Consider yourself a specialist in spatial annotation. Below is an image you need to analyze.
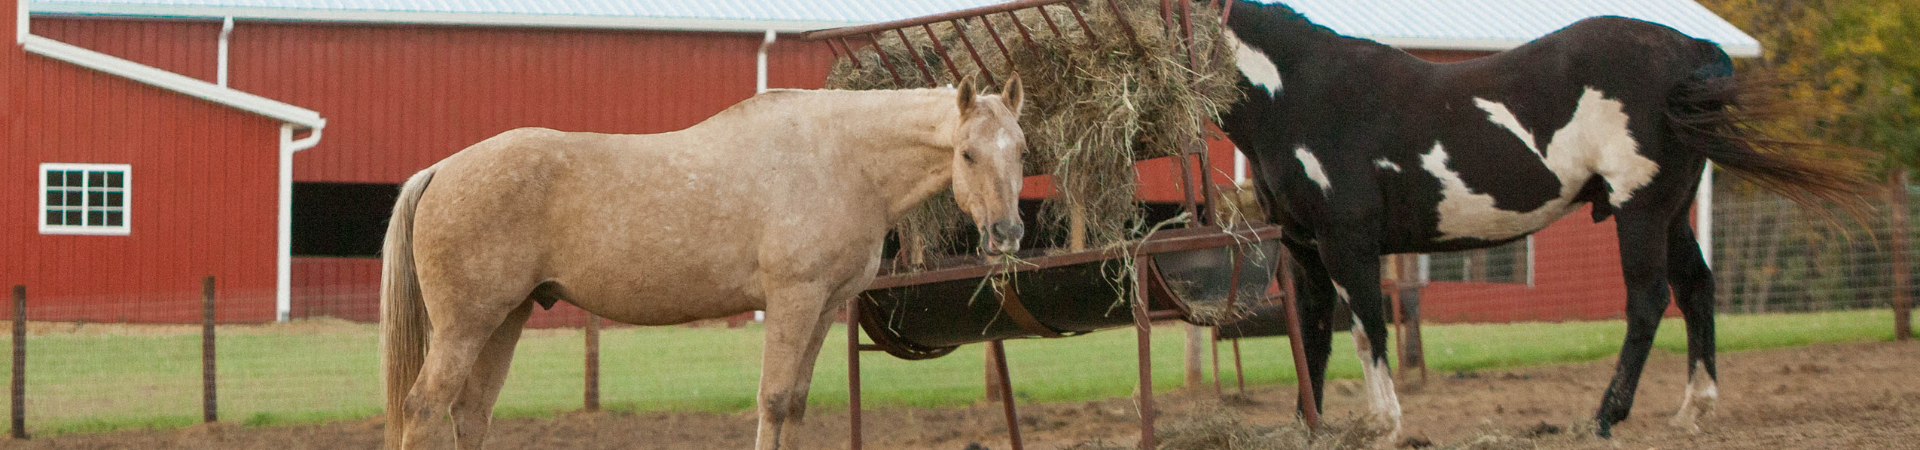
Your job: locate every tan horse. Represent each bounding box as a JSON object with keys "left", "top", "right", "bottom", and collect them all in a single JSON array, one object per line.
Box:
[{"left": 380, "top": 79, "right": 1026, "bottom": 450}]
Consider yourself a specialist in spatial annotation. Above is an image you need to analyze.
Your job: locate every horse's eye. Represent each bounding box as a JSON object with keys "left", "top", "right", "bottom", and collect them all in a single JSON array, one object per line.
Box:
[{"left": 963, "top": 151, "right": 977, "bottom": 164}]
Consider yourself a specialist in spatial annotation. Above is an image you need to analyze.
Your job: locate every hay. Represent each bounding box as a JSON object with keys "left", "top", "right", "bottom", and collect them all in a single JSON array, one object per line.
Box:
[
  {"left": 827, "top": 0, "right": 1241, "bottom": 257},
  {"left": 1150, "top": 407, "right": 1391, "bottom": 450}
]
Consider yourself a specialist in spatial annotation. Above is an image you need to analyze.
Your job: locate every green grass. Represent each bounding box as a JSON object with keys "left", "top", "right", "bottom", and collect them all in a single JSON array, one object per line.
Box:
[{"left": 10, "top": 309, "right": 1897, "bottom": 436}]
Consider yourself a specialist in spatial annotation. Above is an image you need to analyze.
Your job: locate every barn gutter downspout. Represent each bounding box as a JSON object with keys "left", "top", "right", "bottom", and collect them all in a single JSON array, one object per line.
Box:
[
  {"left": 278, "top": 124, "right": 324, "bottom": 322},
  {"left": 15, "top": 0, "right": 27, "bottom": 44},
  {"left": 752, "top": 28, "right": 777, "bottom": 324},
  {"left": 217, "top": 17, "right": 231, "bottom": 86},
  {"left": 756, "top": 29, "right": 776, "bottom": 94}
]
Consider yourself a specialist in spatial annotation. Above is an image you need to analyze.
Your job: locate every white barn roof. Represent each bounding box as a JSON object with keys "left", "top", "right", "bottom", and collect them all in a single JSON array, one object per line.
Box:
[
  {"left": 1273, "top": 0, "right": 1760, "bottom": 57},
  {"left": 30, "top": 0, "right": 1759, "bottom": 56}
]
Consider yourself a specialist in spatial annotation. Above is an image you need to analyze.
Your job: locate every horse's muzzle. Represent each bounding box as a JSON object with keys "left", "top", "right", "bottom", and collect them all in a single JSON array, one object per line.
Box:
[{"left": 986, "top": 219, "right": 1024, "bottom": 255}]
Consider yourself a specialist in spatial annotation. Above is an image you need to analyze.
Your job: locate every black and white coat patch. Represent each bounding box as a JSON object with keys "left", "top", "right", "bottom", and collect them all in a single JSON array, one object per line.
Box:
[{"left": 1208, "top": 0, "right": 1838, "bottom": 441}]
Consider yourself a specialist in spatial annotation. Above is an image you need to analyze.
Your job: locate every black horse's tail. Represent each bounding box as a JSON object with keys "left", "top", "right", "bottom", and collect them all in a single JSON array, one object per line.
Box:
[{"left": 1666, "top": 40, "right": 1876, "bottom": 218}]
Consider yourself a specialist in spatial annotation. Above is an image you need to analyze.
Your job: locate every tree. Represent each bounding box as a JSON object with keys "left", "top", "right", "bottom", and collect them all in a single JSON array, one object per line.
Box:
[{"left": 1698, "top": 0, "right": 1920, "bottom": 173}]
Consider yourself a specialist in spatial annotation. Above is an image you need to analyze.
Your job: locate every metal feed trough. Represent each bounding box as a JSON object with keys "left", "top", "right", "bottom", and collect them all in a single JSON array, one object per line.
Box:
[{"left": 805, "top": 1, "right": 1320, "bottom": 448}]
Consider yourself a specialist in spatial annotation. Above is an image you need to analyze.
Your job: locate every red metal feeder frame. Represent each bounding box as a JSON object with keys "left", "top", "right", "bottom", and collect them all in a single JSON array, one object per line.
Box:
[{"left": 805, "top": 1, "right": 1317, "bottom": 448}]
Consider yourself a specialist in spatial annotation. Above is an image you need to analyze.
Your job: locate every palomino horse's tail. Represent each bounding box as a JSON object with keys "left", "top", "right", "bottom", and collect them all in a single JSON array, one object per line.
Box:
[
  {"left": 381, "top": 166, "right": 437, "bottom": 447},
  {"left": 1667, "top": 40, "right": 1875, "bottom": 218}
]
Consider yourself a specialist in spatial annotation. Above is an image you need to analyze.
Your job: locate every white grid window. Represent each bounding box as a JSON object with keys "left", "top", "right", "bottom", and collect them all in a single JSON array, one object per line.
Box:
[
  {"left": 40, "top": 163, "right": 130, "bottom": 235},
  {"left": 1420, "top": 236, "right": 1534, "bottom": 286}
]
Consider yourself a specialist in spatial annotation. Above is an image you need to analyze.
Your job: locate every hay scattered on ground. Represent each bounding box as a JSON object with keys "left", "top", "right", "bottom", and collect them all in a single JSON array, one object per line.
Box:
[
  {"left": 1062, "top": 402, "right": 1611, "bottom": 450},
  {"left": 827, "top": 0, "right": 1241, "bottom": 257},
  {"left": 1149, "top": 405, "right": 1390, "bottom": 450}
]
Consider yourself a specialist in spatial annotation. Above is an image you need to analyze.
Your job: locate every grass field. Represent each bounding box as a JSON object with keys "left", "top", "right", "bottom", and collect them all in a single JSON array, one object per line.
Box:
[{"left": 12, "top": 309, "right": 1898, "bottom": 436}]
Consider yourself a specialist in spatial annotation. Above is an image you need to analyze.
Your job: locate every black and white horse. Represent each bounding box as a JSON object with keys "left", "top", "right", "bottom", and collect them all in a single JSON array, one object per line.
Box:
[{"left": 1217, "top": 0, "right": 1868, "bottom": 439}]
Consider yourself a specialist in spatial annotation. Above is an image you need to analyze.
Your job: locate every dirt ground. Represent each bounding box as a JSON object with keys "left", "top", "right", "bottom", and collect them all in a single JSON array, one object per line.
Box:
[{"left": 8, "top": 340, "right": 1916, "bottom": 449}]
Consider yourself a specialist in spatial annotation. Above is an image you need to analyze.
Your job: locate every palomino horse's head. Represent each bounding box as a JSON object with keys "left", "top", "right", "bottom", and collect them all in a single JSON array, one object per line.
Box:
[{"left": 950, "top": 75, "right": 1028, "bottom": 256}]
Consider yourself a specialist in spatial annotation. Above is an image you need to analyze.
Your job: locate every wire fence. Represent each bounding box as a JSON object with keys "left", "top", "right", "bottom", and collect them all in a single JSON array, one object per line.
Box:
[
  {"left": 1399, "top": 178, "right": 1916, "bottom": 323},
  {"left": 1, "top": 180, "right": 1911, "bottom": 438}
]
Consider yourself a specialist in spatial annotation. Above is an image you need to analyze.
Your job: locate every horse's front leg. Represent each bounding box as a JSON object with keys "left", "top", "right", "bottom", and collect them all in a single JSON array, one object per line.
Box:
[{"left": 753, "top": 284, "right": 841, "bottom": 450}]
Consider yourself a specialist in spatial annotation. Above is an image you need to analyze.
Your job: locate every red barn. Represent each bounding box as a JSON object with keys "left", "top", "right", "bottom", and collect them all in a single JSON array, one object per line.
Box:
[
  {"left": 7, "top": 0, "right": 1759, "bottom": 326},
  {"left": 5, "top": 0, "right": 324, "bottom": 323}
]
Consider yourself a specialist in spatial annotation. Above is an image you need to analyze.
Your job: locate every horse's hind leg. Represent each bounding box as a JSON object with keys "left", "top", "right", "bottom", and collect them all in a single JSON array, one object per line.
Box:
[
  {"left": 452, "top": 300, "right": 535, "bottom": 449},
  {"left": 1665, "top": 218, "right": 1718, "bottom": 432},
  {"left": 1309, "top": 230, "right": 1401, "bottom": 439},
  {"left": 1595, "top": 210, "right": 1676, "bottom": 437},
  {"left": 753, "top": 285, "right": 841, "bottom": 450},
  {"left": 401, "top": 296, "right": 526, "bottom": 449}
]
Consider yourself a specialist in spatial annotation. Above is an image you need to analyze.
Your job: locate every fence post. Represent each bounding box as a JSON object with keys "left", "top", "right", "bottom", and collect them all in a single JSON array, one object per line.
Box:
[
  {"left": 584, "top": 315, "right": 600, "bottom": 411},
  {"left": 1396, "top": 255, "right": 1428, "bottom": 384},
  {"left": 11, "top": 286, "right": 25, "bottom": 439},
  {"left": 202, "top": 276, "right": 218, "bottom": 423},
  {"left": 1892, "top": 169, "right": 1911, "bottom": 341}
]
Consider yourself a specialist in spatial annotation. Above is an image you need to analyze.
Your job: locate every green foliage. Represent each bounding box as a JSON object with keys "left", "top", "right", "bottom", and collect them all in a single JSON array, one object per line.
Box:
[{"left": 1699, "top": 0, "right": 1920, "bottom": 173}]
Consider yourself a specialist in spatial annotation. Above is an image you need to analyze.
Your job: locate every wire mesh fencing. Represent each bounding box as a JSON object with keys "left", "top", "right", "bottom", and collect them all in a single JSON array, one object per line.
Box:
[
  {"left": 1, "top": 179, "right": 1910, "bottom": 439},
  {"left": 1398, "top": 178, "right": 1916, "bottom": 323}
]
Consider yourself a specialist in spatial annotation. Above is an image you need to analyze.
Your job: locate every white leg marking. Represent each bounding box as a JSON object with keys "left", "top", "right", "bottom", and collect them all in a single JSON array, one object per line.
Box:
[
  {"left": 1373, "top": 158, "right": 1402, "bottom": 173},
  {"left": 1224, "top": 29, "right": 1282, "bottom": 98},
  {"left": 1350, "top": 318, "right": 1403, "bottom": 443},
  {"left": 1331, "top": 280, "right": 1350, "bottom": 301},
  {"left": 1295, "top": 146, "right": 1332, "bottom": 195},
  {"left": 1473, "top": 97, "right": 1541, "bottom": 155},
  {"left": 1669, "top": 361, "right": 1719, "bottom": 433},
  {"left": 1425, "top": 87, "right": 1658, "bottom": 241}
]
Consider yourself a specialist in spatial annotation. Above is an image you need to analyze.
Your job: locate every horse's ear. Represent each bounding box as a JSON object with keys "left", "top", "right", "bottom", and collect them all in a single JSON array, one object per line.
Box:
[
  {"left": 956, "top": 75, "right": 978, "bottom": 113},
  {"left": 1000, "top": 73, "right": 1025, "bottom": 114}
]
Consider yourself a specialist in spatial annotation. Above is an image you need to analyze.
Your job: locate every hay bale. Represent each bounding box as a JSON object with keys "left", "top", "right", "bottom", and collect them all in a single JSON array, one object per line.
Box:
[{"left": 827, "top": 0, "right": 1241, "bottom": 257}]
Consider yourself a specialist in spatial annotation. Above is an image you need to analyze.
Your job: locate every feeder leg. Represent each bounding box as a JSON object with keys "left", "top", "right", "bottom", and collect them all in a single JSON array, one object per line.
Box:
[
  {"left": 985, "top": 345, "right": 1004, "bottom": 402},
  {"left": 1279, "top": 252, "right": 1321, "bottom": 429},
  {"left": 990, "top": 340, "right": 1024, "bottom": 450},
  {"left": 1211, "top": 329, "right": 1222, "bottom": 397},
  {"left": 1233, "top": 338, "right": 1246, "bottom": 394},
  {"left": 847, "top": 298, "right": 863, "bottom": 450},
  {"left": 1132, "top": 264, "right": 1156, "bottom": 450},
  {"left": 1185, "top": 323, "right": 1204, "bottom": 388}
]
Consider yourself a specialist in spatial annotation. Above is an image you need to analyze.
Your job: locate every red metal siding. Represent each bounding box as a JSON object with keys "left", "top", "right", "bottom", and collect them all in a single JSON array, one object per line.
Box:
[
  {"left": 3, "top": 51, "right": 282, "bottom": 323},
  {"left": 4, "top": 6, "right": 18, "bottom": 303},
  {"left": 289, "top": 257, "right": 596, "bottom": 328},
  {"left": 1420, "top": 206, "right": 1633, "bottom": 323},
  {"left": 225, "top": 23, "right": 834, "bottom": 184},
  {"left": 289, "top": 257, "right": 380, "bottom": 322},
  {"left": 31, "top": 18, "right": 221, "bottom": 83},
  {"left": 22, "top": 19, "right": 843, "bottom": 325},
  {"left": 18, "top": 16, "right": 1643, "bottom": 326}
]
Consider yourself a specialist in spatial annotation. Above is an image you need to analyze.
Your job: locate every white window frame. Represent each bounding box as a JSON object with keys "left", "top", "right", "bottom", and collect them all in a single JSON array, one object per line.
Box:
[
  {"left": 1417, "top": 236, "right": 1535, "bottom": 287},
  {"left": 38, "top": 163, "right": 132, "bottom": 236}
]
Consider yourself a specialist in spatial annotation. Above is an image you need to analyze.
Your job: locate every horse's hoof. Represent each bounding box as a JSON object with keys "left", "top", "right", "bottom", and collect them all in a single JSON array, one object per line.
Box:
[{"left": 1668, "top": 413, "right": 1703, "bottom": 434}]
